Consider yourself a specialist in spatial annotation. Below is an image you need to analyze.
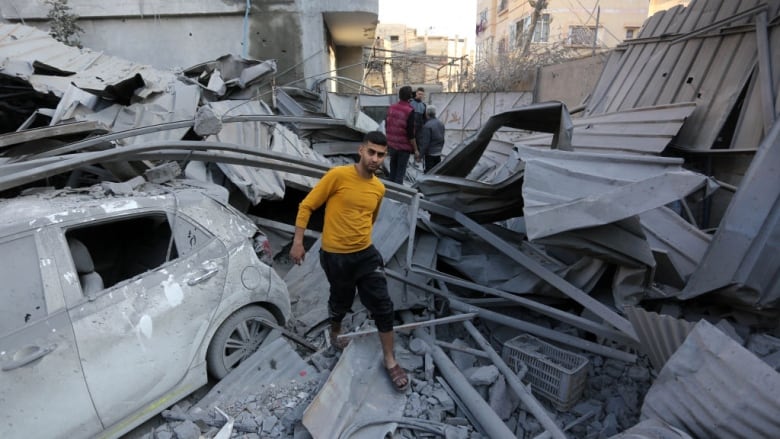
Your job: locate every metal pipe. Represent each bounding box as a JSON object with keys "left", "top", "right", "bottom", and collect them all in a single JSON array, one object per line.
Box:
[
  {"left": 385, "top": 268, "right": 636, "bottom": 362},
  {"left": 462, "top": 320, "right": 566, "bottom": 439},
  {"left": 412, "top": 328, "right": 516, "bottom": 439},
  {"left": 448, "top": 298, "right": 636, "bottom": 363}
]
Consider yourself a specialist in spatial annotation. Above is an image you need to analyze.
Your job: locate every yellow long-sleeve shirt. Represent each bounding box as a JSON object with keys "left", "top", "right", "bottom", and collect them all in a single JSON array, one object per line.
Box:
[{"left": 295, "top": 165, "right": 385, "bottom": 253}]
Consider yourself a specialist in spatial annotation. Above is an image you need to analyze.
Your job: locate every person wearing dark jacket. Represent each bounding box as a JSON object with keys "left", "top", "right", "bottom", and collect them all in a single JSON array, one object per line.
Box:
[
  {"left": 410, "top": 87, "right": 427, "bottom": 151},
  {"left": 384, "top": 86, "right": 418, "bottom": 184},
  {"left": 418, "top": 105, "right": 445, "bottom": 173}
]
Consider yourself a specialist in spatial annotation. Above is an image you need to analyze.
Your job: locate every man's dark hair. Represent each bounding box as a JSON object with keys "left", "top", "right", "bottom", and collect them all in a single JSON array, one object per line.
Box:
[
  {"left": 416, "top": 87, "right": 425, "bottom": 93},
  {"left": 398, "top": 85, "right": 413, "bottom": 101},
  {"left": 364, "top": 130, "right": 387, "bottom": 146}
]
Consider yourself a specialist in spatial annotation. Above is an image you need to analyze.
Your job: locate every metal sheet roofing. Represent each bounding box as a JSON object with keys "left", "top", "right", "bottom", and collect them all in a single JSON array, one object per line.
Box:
[
  {"left": 585, "top": 0, "right": 780, "bottom": 151},
  {"left": 642, "top": 320, "right": 780, "bottom": 438},
  {"left": 0, "top": 23, "right": 175, "bottom": 97}
]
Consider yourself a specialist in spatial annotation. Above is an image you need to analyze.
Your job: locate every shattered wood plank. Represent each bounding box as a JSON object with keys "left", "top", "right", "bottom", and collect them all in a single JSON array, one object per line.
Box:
[{"left": 336, "top": 313, "right": 478, "bottom": 341}]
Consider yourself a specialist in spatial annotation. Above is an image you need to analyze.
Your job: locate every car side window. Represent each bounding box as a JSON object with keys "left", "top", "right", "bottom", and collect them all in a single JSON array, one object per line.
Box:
[
  {"left": 66, "top": 213, "right": 190, "bottom": 293},
  {"left": 0, "top": 235, "right": 45, "bottom": 335}
]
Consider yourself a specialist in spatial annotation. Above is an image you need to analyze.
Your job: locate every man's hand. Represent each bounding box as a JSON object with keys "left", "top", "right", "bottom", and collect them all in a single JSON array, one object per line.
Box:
[
  {"left": 414, "top": 149, "right": 421, "bottom": 162},
  {"left": 290, "top": 241, "right": 306, "bottom": 265}
]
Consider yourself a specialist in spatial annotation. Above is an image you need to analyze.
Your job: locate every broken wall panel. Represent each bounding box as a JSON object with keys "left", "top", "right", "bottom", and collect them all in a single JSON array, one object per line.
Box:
[
  {"left": 641, "top": 320, "right": 780, "bottom": 438},
  {"left": 585, "top": 0, "right": 780, "bottom": 151}
]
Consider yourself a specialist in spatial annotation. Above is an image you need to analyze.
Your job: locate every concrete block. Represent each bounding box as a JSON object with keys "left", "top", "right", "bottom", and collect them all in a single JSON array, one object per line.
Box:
[{"left": 172, "top": 420, "right": 201, "bottom": 439}]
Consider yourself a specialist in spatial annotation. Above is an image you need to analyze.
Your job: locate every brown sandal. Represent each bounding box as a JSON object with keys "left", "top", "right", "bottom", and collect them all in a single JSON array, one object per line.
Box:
[
  {"left": 329, "top": 330, "right": 350, "bottom": 350},
  {"left": 386, "top": 364, "right": 410, "bottom": 392}
]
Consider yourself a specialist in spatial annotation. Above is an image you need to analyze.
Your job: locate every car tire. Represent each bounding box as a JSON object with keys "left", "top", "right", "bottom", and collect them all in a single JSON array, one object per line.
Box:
[{"left": 206, "top": 305, "right": 277, "bottom": 379}]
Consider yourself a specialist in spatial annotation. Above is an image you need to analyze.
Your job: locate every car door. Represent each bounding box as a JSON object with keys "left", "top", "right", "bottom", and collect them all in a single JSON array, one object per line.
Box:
[
  {"left": 59, "top": 212, "right": 228, "bottom": 428},
  {"left": 0, "top": 232, "right": 102, "bottom": 438}
]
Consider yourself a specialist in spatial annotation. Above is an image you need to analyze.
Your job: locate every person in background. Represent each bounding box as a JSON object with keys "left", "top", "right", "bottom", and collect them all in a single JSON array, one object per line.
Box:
[
  {"left": 384, "top": 85, "right": 419, "bottom": 183},
  {"left": 289, "top": 131, "right": 410, "bottom": 393},
  {"left": 410, "top": 87, "right": 427, "bottom": 158},
  {"left": 418, "top": 105, "right": 445, "bottom": 173}
]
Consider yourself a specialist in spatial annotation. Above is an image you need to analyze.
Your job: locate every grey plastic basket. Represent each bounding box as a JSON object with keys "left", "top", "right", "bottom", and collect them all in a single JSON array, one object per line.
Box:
[{"left": 501, "top": 333, "right": 589, "bottom": 411}]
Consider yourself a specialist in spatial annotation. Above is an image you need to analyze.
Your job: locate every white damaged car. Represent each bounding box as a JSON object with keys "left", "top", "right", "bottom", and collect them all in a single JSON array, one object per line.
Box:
[{"left": 0, "top": 180, "right": 290, "bottom": 438}]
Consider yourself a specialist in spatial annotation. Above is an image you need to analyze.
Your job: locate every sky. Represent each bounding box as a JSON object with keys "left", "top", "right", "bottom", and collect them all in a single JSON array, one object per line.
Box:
[{"left": 378, "top": 0, "right": 478, "bottom": 41}]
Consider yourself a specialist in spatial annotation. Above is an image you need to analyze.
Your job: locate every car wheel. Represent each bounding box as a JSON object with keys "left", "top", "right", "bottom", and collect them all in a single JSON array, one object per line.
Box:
[{"left": 206, "top": 305, "right": 277, "bottom": 379}]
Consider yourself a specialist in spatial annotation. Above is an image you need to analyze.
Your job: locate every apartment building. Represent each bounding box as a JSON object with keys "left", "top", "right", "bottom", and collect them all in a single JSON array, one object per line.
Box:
[
  {"left": 475, "top": 0, "right": 649, "bottom": 63},
  {"left": 371, "top": 24, "right": 471, "bottom": 92}
]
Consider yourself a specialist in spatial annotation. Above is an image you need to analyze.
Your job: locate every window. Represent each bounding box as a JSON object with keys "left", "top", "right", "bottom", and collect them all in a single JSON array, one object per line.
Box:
[
  {"left": 66, "top": 214, "right": 191, "bottom": 292},
  {"left": 476, "top": 9, "right": 488, "bottom": 35},
  {"left": 625, "top": 27, "right": 639, "bottom": 40},
  {"left": 390, "top": 35, "right": 399, "bottom": 42},
  {"left": 498, "top": 37, "right": 507, "bottom": 54},
  {"left": 522, "top": 13, "right": 550, "bottom": 43},
  {"left": 0, "top": 235, "right": 45, "bottom": 335},
  {"left": 499, "top": 0, "right": 508, "bottom": 12},
  {"left": 568, "top": 25, "right": 597, "bottom": 46}
]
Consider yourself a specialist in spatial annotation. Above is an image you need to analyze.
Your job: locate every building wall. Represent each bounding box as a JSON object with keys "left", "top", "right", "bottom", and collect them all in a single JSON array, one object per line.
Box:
[
  {"left": 375, "top": 23, "right": 470, "bottom": 92},
  {"left": 475, "top": 0, "right": 649, "bottom": 63},
  {"left": 649, "top": 0, "right": 691, "bottom": 16},
  {"left": 536, "top": 53, "right": 608, "bottom": 110}
]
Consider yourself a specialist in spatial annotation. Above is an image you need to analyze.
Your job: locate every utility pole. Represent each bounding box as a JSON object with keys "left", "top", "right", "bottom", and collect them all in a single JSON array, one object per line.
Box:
[{"left": 592, "top": 5, "right": 600, "bottom": 56}]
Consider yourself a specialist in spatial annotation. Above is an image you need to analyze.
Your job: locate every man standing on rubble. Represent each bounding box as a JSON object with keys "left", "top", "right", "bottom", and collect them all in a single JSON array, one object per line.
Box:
[
  {"left": 289, "top": 130, "right": 410, "bottom": 392},
  {"left": 385, "top": 85, "right": 419, "bottom": 184}
]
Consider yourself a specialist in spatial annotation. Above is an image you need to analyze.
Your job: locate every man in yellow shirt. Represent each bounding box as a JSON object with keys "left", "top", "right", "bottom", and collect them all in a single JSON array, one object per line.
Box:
[{"left": 290, "top": 131, "right": 409, "bottom": 392}]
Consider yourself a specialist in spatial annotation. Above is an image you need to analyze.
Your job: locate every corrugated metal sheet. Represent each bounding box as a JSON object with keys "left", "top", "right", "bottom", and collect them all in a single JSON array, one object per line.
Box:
[
  {"left": 0, "top": 23, "right": 174, "bottom": 97},
  {"left": 585, "top": 0, "right": 780, "bottom": 150},
  {"left": 516, "top": 103, "right": 697, "bottom": 155},
  {"left": 639, "top": 207, "right": 712, "bottom": 288},
  {"left": 624, "top": 305, "right": 697, "bottom": 371},
  {"left": 205, "top": 100, "right": 329, "bottom": 204},
  {"left": 681, "top": 117, "right": 780, "bottom": 306},
  {"left": 515, "top": 146, "right": 709, "bottom": 240},
  {"left": 302, "top": 335, "right": 405, "bottom": 439},
  {"left": 641, "top": 320, "right": 780, "bottom": 438}
]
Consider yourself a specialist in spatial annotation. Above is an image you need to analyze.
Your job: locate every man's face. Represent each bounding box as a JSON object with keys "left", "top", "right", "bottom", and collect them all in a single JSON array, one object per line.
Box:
[
  {"left": 358, "top": 141, "right": 387, "bottom": 173},
  {"left": 415, "top": 90, "right": 424, "bottom": 101}
]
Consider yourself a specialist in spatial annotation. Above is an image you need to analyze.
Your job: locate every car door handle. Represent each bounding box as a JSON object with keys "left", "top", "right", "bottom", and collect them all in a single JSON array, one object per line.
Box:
[
  {"left": 2, "top": 344, "right": 57, "bottom": 371},
  {"left": 187, "top": 268, "right": 219, "bottom": 286}
]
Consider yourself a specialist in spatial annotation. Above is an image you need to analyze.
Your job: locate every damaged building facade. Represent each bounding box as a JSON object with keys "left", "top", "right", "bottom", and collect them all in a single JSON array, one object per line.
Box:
[{"left": 1, "top": 0, "right": 780, "bottom": 438}]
